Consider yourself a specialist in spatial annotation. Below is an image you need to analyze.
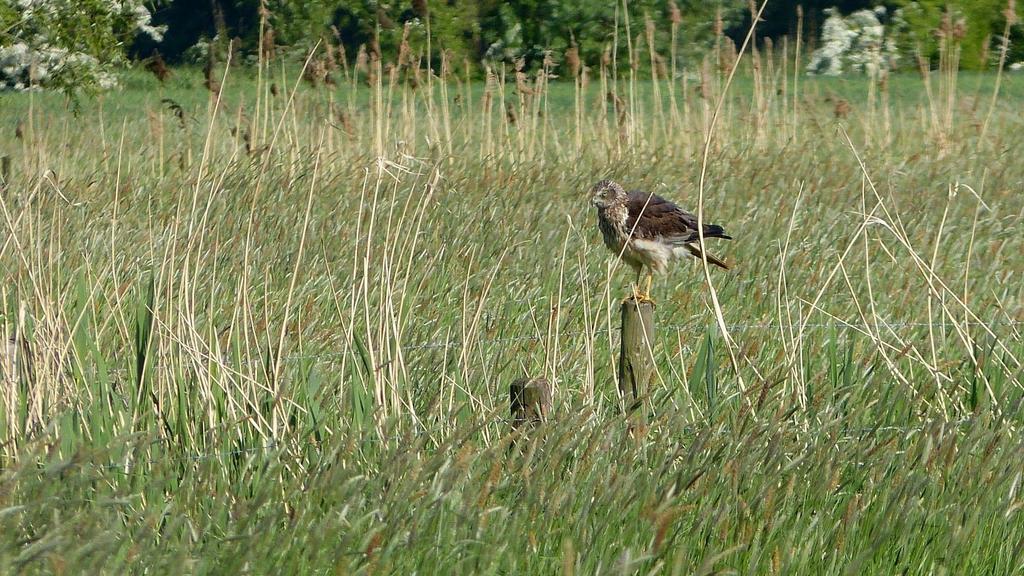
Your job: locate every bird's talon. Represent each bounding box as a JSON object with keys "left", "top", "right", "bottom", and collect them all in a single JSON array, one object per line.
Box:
[{"left": 622, "top": 293, "right": 656, "bottom": 306}]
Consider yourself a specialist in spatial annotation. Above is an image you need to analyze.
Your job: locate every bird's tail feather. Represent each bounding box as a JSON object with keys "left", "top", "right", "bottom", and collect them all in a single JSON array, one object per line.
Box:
[
  {"left": 701, "top": 224, "right": 732, "bottom": 240},
  {"left": 684, "top": 244, "right": 730, "bottom": 270}
]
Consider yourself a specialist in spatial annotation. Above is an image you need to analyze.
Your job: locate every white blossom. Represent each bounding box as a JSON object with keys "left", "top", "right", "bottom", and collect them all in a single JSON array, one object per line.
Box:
[
  {"left": 131, "top": 2, "right": 167, "bottom": 43},
  {"left": 808, "top": 7, "right": 899, "bottom": 76}
]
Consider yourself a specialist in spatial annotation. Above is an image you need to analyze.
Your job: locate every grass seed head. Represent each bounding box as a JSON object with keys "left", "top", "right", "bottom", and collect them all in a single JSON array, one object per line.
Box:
[
  {"left": 261, "top": 27, "right": 275, "bottom": 60},
  {"left": 669, "top": 1, "right": 682, "bottom": 25},
  {"left": 953, "top": 17, "right": 967, "bottom": 41},
  {"left": 566, "top": 45, "right": 580, "bottom": 78},
  {"left": 356, "top": 44, "right": 369, "bottom": 76}
]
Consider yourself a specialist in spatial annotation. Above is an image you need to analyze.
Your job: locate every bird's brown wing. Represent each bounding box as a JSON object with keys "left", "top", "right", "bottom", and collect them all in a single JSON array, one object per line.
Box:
[{"left": 624, "top": 191, "right": 731, "bottom": 243}]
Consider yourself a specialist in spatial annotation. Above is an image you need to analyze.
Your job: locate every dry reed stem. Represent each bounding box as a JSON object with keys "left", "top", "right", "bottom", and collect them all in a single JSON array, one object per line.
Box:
[{"left": 694, "top": 0, "right": 772, "bottom": 409}]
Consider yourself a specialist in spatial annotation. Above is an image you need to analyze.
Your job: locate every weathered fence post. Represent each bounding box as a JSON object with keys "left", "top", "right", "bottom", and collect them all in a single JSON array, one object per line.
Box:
[
  {"left": 510, "top": 377, "right": 551, "bottom": 432},
  {"left": 0, "top": 155, "right": 10, "bottom": 188},
  {"left": 618, "top": 298, "right": 656, "bottom": 422},
  {"left": 2, "top": 336, "right": 33, "bottom": 393}
]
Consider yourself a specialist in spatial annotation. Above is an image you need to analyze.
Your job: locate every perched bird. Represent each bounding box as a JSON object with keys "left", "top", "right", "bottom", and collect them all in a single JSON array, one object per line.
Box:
[{"left": 590, "top": 179, "right": 731, "bottom": 303}]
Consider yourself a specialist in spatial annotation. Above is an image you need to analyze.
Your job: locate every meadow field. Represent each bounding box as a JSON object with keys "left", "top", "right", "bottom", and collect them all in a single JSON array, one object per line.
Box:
[{"left": 1, "top": 54, "right": 1023, "bottom": 573}]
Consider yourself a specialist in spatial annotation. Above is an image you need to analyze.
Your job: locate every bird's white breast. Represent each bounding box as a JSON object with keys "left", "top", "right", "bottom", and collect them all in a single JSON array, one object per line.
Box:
[{"left": 628, "top": 238, "right": 675, "bottom": 274}]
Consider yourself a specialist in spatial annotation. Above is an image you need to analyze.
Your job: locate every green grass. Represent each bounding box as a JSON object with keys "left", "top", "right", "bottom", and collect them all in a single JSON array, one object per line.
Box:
[{"left": 0, "top": 58, "right": 1023, "bottom": 574}]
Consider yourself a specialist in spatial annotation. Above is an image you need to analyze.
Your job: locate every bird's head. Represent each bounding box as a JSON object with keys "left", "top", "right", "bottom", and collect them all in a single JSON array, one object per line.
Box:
[{"left": 589, "top": 179, "right": 626, "bottom": 209}]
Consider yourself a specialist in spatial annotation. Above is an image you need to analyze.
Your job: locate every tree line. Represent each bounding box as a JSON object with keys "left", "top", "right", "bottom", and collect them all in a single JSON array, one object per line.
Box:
[
  {"left": 1, "top": 0, "right": 1021, "bottom": 97},
  {"left": 132, "top": 0, "right": 1021, "bottom": 73}
]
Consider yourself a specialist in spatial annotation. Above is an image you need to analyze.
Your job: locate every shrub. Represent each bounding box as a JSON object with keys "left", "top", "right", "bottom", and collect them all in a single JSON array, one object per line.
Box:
[
  {"left": 0, "top": 0, "right": 165, "bottom": 94},
  {"left": 888, "top": 0, "right": 1022, "bottom": 70}
]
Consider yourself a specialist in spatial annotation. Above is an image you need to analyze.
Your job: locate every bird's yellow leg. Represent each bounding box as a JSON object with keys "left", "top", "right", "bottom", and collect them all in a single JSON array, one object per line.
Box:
[{"left": 640, "top": 271, "right": 655, "bottom": 304}]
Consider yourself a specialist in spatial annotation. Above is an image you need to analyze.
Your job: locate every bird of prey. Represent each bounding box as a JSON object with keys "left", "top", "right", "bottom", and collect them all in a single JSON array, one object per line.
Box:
[{"left": 590, "top": 179, "right": 732, "bottom": 303}]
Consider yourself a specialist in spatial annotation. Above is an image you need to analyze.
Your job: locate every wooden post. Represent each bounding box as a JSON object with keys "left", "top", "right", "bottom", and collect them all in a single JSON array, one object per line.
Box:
[
  {"left": 618, "top": 299, "right": 655, "bottom": 419},
  {"left": 1, "top": 338, "right": 16, "bottom": 387},
  {"left": 0, "top": 155, "right": 10, "bottom": 187},
  {"left": 510, "top": 377, "right": 551, "bottom": 431},
  {"left": 2, "top": 336, "right": 33, "bottom": 390}
]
